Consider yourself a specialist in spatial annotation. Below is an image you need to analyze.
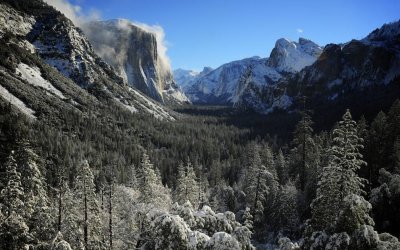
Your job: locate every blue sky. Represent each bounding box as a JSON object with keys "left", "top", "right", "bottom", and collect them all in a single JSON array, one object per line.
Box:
[{"left": 71, "top": 0, "right": 399, "bottom": 71}]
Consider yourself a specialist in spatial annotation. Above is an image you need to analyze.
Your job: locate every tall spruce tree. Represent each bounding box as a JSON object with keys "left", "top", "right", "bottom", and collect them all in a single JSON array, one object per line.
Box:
[
  {"left": 174, "top": 161, "right": 199, "bottom": 207},
  {"left": 137, "top": 153, "right": 171, "bottom": 207},
  {"left": 73, "top": 160, "right": 104, "bottom": 249},
  {"left": 244, "top": 145, "right": 270, "bottom": 223},
  {"left": 290, "top": 104, "right": 315, "bottom": 191},
  {"left": 311, "top": 110, "right": 367, "bottom": 232},
  {"left": 15, "top": 139, "right": 54, "bottom": 243},
  {"left": 0, "top": 151, "right": 31, "bottom": 249},
  {"left": 276, "top": 149, "right": 288, "bottom": 185}
]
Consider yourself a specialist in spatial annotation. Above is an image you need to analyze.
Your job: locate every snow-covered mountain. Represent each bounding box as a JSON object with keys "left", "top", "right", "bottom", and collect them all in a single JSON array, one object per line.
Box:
[
  {"left": 176, "top": 22, "right": 400, "bottom": 115},
  {"left": 182, "top": 57, "right": 264, "bottom": 104},
  {"left": 83, "top": 19, "right": 190, "bottom": 105},
  {"left": 176, "top": 38, "right": 322, "bottom": 110},
  {"left": 267, "top": 38, "right": 323, "bottom": 73},
  {"left": 0, "top": 0, "right": 176, "bottom": 121},
  {"left": 173, "top": 67, "right": 213, "bottom": 92}
]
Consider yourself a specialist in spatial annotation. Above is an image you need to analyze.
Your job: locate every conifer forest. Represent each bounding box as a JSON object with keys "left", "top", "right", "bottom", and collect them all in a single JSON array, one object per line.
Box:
[{"left": 1, "top": 0, "right": 400, "bottom": 249}]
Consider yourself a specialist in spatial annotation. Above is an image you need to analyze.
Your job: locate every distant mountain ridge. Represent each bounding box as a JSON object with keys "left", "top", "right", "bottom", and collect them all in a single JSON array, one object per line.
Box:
[
  {"left": 175, "top": 38, "right": 322, "bottom": 109},
  {"left": 175, "top": 21, "right": 400, "bottom": 115}
]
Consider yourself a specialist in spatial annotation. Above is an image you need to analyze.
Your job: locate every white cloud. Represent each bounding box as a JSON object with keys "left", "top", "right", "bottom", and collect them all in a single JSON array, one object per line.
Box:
[
  {"left": 43, "top": 0, "right": 100, "bottom": 26},
  {"left": 44, "top": 1, "right": 172, "bottom": 73},
  {"left": 296, "top": 28, "right": 304, "bottom": 34}
]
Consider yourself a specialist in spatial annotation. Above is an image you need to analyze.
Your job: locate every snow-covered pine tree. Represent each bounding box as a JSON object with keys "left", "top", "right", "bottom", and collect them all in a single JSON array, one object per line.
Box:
[
  {"left": 242, "top": 207, "right": 253, "bottom": 232},
  {"left": 0, "top": 151, "right": 31, "bottom": 249},
  {"left": 137, "top": 152, "right": 171, "bottom": 207},
  {"left": 332, "top": 110, "right": 366, "bottom": 201},
  {"left": 72, "top": 160, "right": 104, "bottom": 249},
  {"left": 273, "top": 182, "right": 299, "bottom": 232},
  {"left": 60, "top": 181, "right": 82, "bottom": 248},
  {"left": 175, "top": 161, "right": 199, "bottom": 207},
  {"left": 311, "top": 109, "right": 367, "bottom": 232},
  {"left": 15, "top": 139, "right": 55, "bottom": 243},
  {"left": 262, "top": 145, "right": 276, "bottom": 177},
  {"left": 276, "top": 149, "right": 289, "bottom": 185},
  {"left": 244, "top": 145, "right": 269, "bottom": 223},
  {"left": 197, "top": 165, "right": 209, "bottom": 209},
  {"left": 127, "top": 164, "right": 137, "bottom": 189}
]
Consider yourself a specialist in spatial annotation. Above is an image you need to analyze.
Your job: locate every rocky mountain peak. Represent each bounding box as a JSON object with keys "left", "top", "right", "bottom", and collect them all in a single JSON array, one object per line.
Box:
[
  {"left": 268, "top": 37, "right": 323, "bottom": 73},
  {"left": 83, "top": 19, "right": 189, "bottom": 104},
  {"left": 364, "top": 20, "right": 400, "bottom": 42}
]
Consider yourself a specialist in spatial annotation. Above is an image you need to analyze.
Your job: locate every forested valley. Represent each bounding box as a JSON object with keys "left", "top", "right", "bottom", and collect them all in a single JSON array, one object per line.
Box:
[{"left": 1, "top": 97, "right": 400, "bottom": 249}]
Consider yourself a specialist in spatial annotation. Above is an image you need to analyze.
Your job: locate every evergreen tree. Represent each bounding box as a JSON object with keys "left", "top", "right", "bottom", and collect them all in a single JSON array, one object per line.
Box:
[
  {"left": 311, "top": 110, "right": 367, "bottom": 232},
  {"left": 0, "top": 151, "right": 25, "bottom": 217},
  {"left": 197, "top": 165, "right": 209, "bottom": 209},
  {"left": 366, "top": 111, "right": 388, "bottom": 187},
  {"left": 273, "top": 182, "right": 299, "bottom": 232},
  {"left": 242, "top": 207, "right": 253, "bottom": 232},
  {"left": 0, "top": 151, "right": 31, "bottom": 249},
  {"left": 127, "top": 164, "right": 137, "bottom": 189},
  {"left": 137, "top": 153, "right": 171, "bottom": 207},
  {"left": 175, "top": 161, "right": 199, "bottom": 207},
  {"left": 332, "top": 110, "right": 366, "bottom": 200},
  {"left": 244, "top": 145, "right": 270, "bottom": 223},
  {"left": 290, "top": 106, "right": 315, "bottom": 191},
  {"left": 276, "top": 149, "right": 289, "bottom": 185},
  {"left": 71, "top": 160, "right": 104, "bottom": 249},
  {"left": 15, "top": 139, "right": 54, "bottom": 243}
]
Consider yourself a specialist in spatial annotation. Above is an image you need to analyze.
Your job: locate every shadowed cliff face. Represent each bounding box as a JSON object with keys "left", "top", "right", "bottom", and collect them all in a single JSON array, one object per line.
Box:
[{"left": 83, "top": 19, "right": 188, "bottom": 104}]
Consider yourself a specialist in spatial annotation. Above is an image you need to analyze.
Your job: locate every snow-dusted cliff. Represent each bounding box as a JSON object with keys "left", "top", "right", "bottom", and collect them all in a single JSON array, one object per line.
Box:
[{"left": 84, "top": 19, "right": 189, "bottom": 105}]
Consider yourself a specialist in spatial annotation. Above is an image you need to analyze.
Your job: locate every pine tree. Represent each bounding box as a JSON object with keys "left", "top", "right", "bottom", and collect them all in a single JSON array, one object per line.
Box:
[
  {"left": 61, "top": 182, "right": 82, "bottom": 248},
  {"left": 332, "top": 110, "right": 366, "bottom": 200},
  {"left": 0, "top": 151, "right": 25, "bottom": 217},
  {"left": 175, "top": 161, "right": 199, "bottom": 207},
  {"left": 127, "top": 164, "right": 137, "bottom": 189},
  {"left": 273, "top": 182, "right": 299, "bottom": 231},
  {"left": 72, "top": 160, "right": 104, "bottom": 249},
  {"left": 242, "top": 207, "right": 253, "bottom": 232},
  {"left": 291, "top": 105, "right": 315, "bottom": 191},
  {"left": 366, "top": 111, "right": 388, "bottom": 187},
  {"left": 276, "top": 149, "right": 288, "bottom": 185},
  {"left": 137, "top": 153, "right": 171, "bottom": 207},
  {"left": 311, "top": 110, "right": 367, "bottom": 232},
  {"left": 197, "top": 165, "right": 209, "bottom": 209},
  {"left": 0, "top": 151, "right": 31, "bottom": 249},
  {"left": 15, "top": 139, "right": 54, "bottom": 243},
  {"left": 244, "top": 145, "right": 270, "bottom": 222}
]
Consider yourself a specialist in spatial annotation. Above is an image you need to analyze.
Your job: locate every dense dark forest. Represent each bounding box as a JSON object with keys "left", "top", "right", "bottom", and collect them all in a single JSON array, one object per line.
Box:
[{"left": 1, "top": 96, "right": 400, "bottom": 249}]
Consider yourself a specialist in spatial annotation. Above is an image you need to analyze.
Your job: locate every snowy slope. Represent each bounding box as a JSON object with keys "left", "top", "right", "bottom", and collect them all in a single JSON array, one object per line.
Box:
[
  {"left": 16, "top": 63, "right": 66, "bottom": 99},
  {"left": 0, "top": 84, "right": 36, "bottom": 119}
]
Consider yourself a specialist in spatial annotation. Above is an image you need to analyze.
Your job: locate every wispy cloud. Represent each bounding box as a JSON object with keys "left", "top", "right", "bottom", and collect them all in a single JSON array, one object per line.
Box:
[
  {"left": 296, "top": 28, "right": 304, "bottom": 34},
  {"left": 44, "top": 0, "right": 172, "bottom": 72},
  {"left": 43, "top": 0, "right": 100, "bottom": 26}
]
